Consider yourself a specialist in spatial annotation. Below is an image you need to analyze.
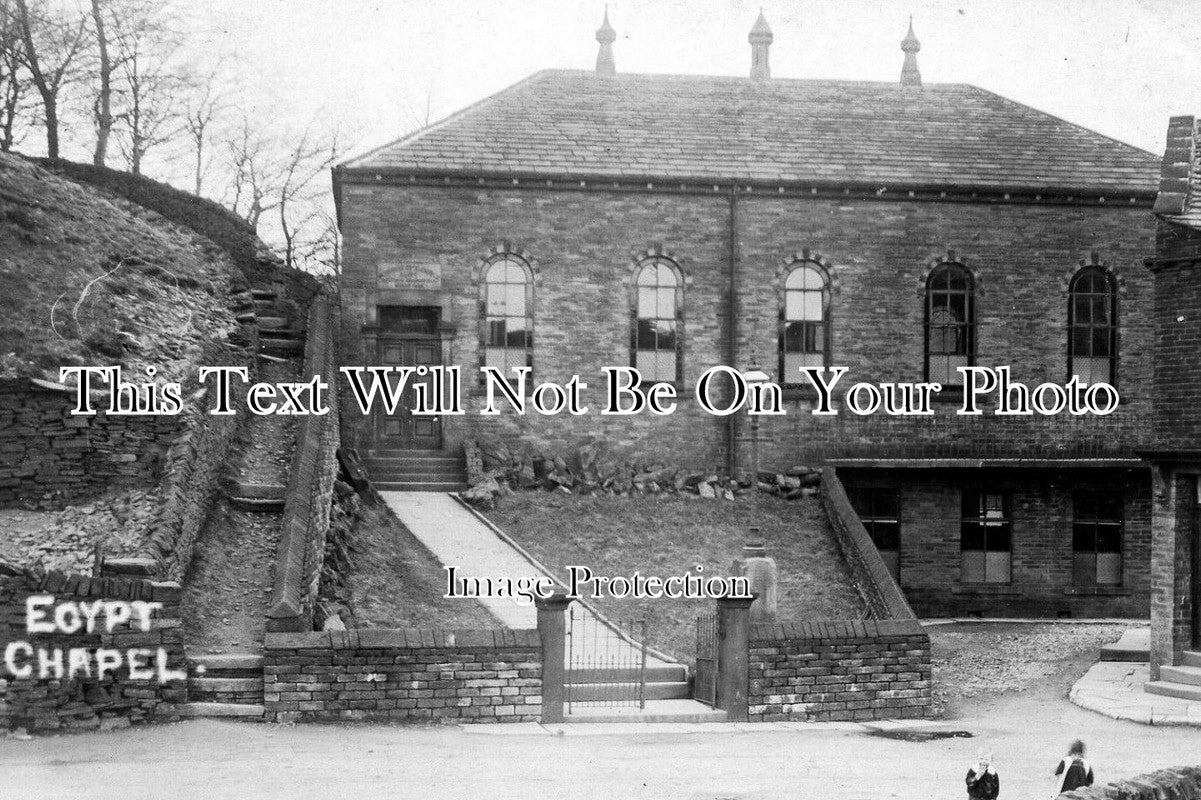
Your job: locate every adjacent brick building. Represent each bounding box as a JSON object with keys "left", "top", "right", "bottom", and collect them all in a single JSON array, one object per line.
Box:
[
  {"left": 1143, "top": 115, "right": 1201, "bottom": 690},
  {"left": 333, "top": 15, "right": 1161, "bottom": 617}
]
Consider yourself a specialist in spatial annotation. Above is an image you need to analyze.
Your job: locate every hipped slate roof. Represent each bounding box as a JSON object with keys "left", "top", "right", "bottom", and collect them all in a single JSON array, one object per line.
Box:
[{"left": 343, "top": 69, "right": 1159, "bottom": 195}]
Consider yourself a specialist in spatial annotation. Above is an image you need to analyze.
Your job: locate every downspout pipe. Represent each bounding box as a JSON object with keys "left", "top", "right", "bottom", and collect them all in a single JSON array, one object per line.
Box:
[{"left": 727, "top": 184, "right": 739, "bottom": 475}]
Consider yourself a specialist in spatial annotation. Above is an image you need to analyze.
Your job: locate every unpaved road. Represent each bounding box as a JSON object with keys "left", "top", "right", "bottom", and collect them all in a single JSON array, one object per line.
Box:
[{"left": 3, "top": 679, "right": 1200, "bottom": 800}]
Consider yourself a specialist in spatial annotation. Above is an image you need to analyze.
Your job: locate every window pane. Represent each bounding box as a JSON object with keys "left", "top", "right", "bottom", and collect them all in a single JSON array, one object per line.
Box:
[
  {"left": 984, "top": 551, "right": 1011, "bottom": 583},
  {"left": 784, "top": 352, "right": 823, "bottom": 374},
  {"left": 636, "top": 319, "right": 658, "bottom": 350},
  {"left": 485, "top": 347, "right": 508, "bottom": 369},
  {"left": 880, "top": 550, "right": 900, "bottom": 582},
  {"left": 655, "top": 320, "right": 676, "bottom": 351},
  {"left": 1096, "top": 523, "right": 1121, "bottom": 553},
  {"left": 505, "top": 284, "right": 526, "bottom": 316},
  {"left": 486, "top": 287, "right": 507, "bottom": 315},
  {"left": 871, "top": 521, "right": 901, "bottom": 551},
  {"left": 1073, "top": 552, "right": 1097, "bottom": 585},
  {"left": 783, "top": 321, "right": 805, "bottom": 352},
  {"left": 961, "top": 522, "right": 985, "bottom": 551},
  {"left": 637, "top": 288, "right": 657, "bottom": 319},
  {"left": 961, "top": 551, "right": 986, "bottom": 583},
  {"left": 657, "top": 287, "right": 675, "bottom": 320},
  {"left": 487, "top": 319, "right": 507, "bottom": 347},
  {"left": 1072, "top": 523, "right": 1095, "bottom": 552},
  {"left": 1070, "top": 328, "right": 1092, "bottom": 357},
  {"left": 1096, "top": 553, "right": 1121, "bottom": 584}
]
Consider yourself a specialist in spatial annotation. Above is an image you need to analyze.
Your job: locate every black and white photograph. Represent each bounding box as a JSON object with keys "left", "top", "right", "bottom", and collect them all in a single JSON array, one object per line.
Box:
[{"left": 2, "top": 1, "right": 1201, "bottom": 797}]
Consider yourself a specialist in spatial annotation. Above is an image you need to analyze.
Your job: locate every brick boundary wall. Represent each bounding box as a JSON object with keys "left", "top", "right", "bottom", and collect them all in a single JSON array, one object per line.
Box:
[
  {"left": 821, "top": 467, "right": 918, "bottom": 621},
  {"left": 1062, "top": 766, "right": 1201, "bottom": 800},
  {"left": 262, "top": 629, "right": 542, "bottom": 723},
  {"left": 0, "top": 563, "right": 186, "bottom": 732},
  {"left": 267, "top": 295, "right": 340, "bottom": 632},
  {"left": 748, "top": 619, "right": 932, "bottom": 722}
]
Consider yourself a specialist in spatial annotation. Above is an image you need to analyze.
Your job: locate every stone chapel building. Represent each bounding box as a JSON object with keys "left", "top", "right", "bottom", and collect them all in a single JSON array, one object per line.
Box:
[{"left": 333, "top": 13, "right": 1161, "bottom": 617}]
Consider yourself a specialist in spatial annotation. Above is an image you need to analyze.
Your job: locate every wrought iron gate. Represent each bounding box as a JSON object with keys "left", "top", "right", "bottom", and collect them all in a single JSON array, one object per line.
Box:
[
  {"left": 694, "top": 612, "right": 718, "bottom": 705},
  {"left": 565, "top": 605, "right": 648, "bottom": 713}
]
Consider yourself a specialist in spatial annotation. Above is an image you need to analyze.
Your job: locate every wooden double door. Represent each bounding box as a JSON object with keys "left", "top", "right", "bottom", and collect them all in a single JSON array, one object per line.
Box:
[{"left": 375, "top": 337, "right": 442, "bottom": 450}]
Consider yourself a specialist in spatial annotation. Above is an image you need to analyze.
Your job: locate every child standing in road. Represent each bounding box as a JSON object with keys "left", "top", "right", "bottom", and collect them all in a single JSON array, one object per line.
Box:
[
  {"left": 1054, "top": 740, "right": 1095, "bottom": 795},
  {"left": 967, "top": 750, "right": 1000, "bottom": 800}
]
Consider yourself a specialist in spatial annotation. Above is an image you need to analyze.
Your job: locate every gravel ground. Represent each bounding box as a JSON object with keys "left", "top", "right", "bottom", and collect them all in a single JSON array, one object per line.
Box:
[
  {"left": 928, "top": 621, "right": 1132, "bottom": 718},
  {"left": 0, "top": 487, "right": 159, "bottom": 571}
]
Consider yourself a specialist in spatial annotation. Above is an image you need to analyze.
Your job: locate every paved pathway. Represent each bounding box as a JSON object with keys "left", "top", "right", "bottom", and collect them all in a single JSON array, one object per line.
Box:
[
  {"left": 379, "top": 491, "right": 670, "bottom": 668},
  {"left": 1072, "top": 661, "right": 1201, "bottom": 725}
]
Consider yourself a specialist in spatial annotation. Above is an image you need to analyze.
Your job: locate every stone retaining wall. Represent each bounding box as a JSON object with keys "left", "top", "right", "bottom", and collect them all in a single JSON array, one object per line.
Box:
[
  {"left": 821, "top": 467, "right": 917, "bottom": 621},
  {"left": 0, "top": 379, "right": 180, "bottom": 506},
  {"left": 0, "top": 564, "right": 186, "bottom": 732},
  {"left": 262, "top": 629, "right": 541, "bottom": 723},
  {"left": 1063, "top": 766, "right": 1201, "bottom": 800},
  {"left": 267, "top": 295, "right": 341, "bottom": 632},
  {"left": 748, "top": 619, "right": 931, "bottom": 722}
]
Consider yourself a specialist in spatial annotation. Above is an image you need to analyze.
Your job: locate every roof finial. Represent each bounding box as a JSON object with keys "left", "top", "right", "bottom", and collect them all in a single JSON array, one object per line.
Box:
[
  {"left": 749, "top": 8, "right": 773, "bottom": 81},
  {"left": 901, "top": 15, "right": 922, "bottom": 88},
  {"left": 595, "top": 6, "right": 616, "bottom": 77}
]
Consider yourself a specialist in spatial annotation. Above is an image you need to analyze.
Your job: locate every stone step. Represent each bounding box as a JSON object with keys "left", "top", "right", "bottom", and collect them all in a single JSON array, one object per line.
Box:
[
  {"left": 256, "top": 316, "right": 289, "bottom": 329},
  {"left": 163, "top": 702, "right": 266, "bottom": 719},
  {"left": 257, "top": 353, "right": 290, "bottom": 364},
  {"left": 1145, "top": 680, "right": 1201, "bottom": 701},
  {"left": 188, "top": 653, "right": 264, "bottom": 672},
  {"left": 374, "top": 481, "right": 468, "bottom": 492},
  {"left": 235, "top": 312, "right": 257, "bottom": 324},
  {"left": 1160, "top": 665, "right": 1201, "bottom": 687},
  {"left": 229, "top": 481, "right": 286, "bottom": 499},
  {"left": 562, "top": 699, "right": 727, "bottom": 724},
  {"left": 368, "top": 452, "right": 464, "bottom": 464},
  {"left": 250, "top": 289, "right": 277, "bottom": 301},
  {"left": 368, "top": 466, "right": 468, "bottom": 479},
  {"left": 568, "top": 665, "right": 688, "bottom": 683},
  {"left": 258, "top": 329, "right": 305, "bottom": 340},
  {"left": 566, "top": 681, "right": 691, "bottom": 702},
  {"left": 228, "top": 496, "right": 285, "bottom": 512},
  {"left": 189, "top": 677, "right": 264, "bottom": 693},
  {"left": 259, "top": 341, "right": 304, "bottom": 356},
  {"left": 1182, "top": 651, "right": 1201, "bottom": 668}
]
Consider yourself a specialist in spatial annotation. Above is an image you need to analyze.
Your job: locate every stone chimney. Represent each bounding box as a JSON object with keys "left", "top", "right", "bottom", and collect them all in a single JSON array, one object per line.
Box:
[
  {"left": 900, "top": 16, "right": 922, "bottom": 88},
  {"left": 595, "top": 7, "right": 616, "bottom": 76},
  {"left": 749, "top": 9, "right": 773, "bottom": 81}
]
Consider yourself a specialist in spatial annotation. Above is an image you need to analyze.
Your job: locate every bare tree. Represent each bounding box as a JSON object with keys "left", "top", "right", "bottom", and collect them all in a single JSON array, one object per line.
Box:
[
  {"left": 88, "top": 0, "right": 111, "bottom": 165},
  {"left": 11, "top": 0, "right": 87, "bottom": 159},
  {"left": 222, "top": 115, "right": 344, "bottom": 271},
  {"left": 0, "top": 0, "right": 29, "bottom": 151},
  {"left": 181, "top": 62, "right": 224, "bottom": 195}
]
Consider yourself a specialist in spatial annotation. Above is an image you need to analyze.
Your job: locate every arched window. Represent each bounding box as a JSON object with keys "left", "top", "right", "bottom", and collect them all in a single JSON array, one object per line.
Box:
[
  {"left": 779, "top": 261, "right": 831, "bottom": 381},
  {"left": 481, "top": 255, "right": 533, "bottom": 377},
  {"left": 632, "top": 257, "right": 683, "bottom": 384},
  {"left": 924, "top": 263, "right": 975, "bottom": 386},
  {"left": 1068, "top": 267, "right": 1117, "bottom": 385}
]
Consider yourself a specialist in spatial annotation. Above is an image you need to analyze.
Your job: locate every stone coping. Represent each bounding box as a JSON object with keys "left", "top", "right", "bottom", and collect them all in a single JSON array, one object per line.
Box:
[
  {"left": 264, "top": 628, "right": 541, "bottom": 651},
  {"left": 750, "top": 618, "right": 925, "bottom": 643}
]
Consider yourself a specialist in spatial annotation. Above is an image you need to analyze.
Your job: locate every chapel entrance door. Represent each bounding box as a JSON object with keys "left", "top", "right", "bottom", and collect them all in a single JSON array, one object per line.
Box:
[{"left": 374, "top": 306, "right": 443, "bottom": 450}]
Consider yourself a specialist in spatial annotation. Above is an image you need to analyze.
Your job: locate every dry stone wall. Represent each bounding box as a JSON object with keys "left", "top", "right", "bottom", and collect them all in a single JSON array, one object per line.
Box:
[{"left": 0, "top": 564, "right": 186, "bottom": 732}]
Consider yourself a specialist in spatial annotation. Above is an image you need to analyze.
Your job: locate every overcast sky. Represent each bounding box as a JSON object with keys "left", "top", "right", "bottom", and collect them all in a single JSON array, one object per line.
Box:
[{"left": 189, "top": 0, "right": 1201, "bottom": 161}]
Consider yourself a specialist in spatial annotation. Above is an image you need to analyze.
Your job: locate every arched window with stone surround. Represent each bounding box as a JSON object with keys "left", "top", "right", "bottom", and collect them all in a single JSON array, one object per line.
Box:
[
  {"left": 481, "top": 255, "right": 534, "bottom": 377},
  {"left": 1068, "top": 266, "right": 1117, "bottom": 385},
  {"left": 924, "top": 263, "right": 975, "bottom": 386},
  {"left": 779, "top": 260, "right": 831, "bottom": 381},
  {"left": 631, "top": 257, "right": 683, "bottom": 384}
]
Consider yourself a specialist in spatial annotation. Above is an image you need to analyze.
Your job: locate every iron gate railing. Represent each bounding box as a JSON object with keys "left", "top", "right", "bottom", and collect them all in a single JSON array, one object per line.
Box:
[
  {"left": 565, "top": 604, "right": 647, "bottom": 713},
  {"left": 694, "top": 612, "right": 718, "bottom": 705}
]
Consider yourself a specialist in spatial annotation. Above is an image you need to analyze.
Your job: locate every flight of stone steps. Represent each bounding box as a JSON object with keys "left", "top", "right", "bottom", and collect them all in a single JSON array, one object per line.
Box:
[
  {"left": 170, "top": 654, "right": 266, "bottom": 720},
  {"left": 366, "top": 449, "right": 469, "bottom": 492},
  {"left": 1146, "top": 650, "right": 1201, "bottom": 701}
]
